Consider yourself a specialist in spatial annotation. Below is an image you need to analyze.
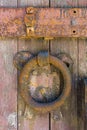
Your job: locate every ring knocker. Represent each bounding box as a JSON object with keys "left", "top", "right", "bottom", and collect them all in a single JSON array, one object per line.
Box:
[{"left": 14, "top": 51, "right": 72, "bottom": 113}]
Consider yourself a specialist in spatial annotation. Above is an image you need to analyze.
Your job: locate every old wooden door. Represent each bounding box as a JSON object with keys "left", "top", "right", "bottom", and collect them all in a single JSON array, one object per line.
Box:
[{"left": 0, "top": 0, "right": 86, "bottom": 130}]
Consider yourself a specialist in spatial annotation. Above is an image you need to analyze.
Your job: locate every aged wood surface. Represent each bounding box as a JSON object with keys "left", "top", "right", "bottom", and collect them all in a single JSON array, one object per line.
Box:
[
  {"left": 0, "top": 1, "right": 17, "bottom": 130},
  {"left": 17, "top": 0, "right": 50, "bottom": 130},
  {"left": 0, "top": 40, "right": 17, "bottom": 130},
  {"left": 50, "top": 1, "right": 77, "bottom": 130},
  {"left": 50, "top": 0, "right": 85, "bottom": 130},
  {"left": 78, "top": 1, "right": 87, "bottom": 130},
  {"left": 78, "top": 39, "right": 87, "bottom": 130},
  {"left": 0, "top": 0, "right": 86, "bottom": 130},
  {"left": 50, "top": 38, "right": 78, "bottom": 130},
  {"left": 78, "top": 0, "right": 87, "bottom": 129}
]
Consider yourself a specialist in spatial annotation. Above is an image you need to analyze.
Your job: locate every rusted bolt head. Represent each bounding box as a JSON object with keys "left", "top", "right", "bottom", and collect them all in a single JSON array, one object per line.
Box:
[{"left": 27, "top": 27, "right": 34, "bottom": 33}]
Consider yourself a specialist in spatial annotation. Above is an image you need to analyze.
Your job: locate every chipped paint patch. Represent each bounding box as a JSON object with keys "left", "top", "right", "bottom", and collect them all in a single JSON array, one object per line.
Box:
[
  {"left": 24, "top": 106, "right": 35, "bottom": 120},
  {"left": 7, "top": 112, "right": 17, "bottom": 128}
]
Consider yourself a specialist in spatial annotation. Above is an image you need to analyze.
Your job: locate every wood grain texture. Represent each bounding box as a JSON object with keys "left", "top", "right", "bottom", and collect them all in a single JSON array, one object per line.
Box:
[
  {"left": 17, "top": 1, "right": 50, "bottom": 130},
  {"left": 50, "top": 0, "right": 85, "bottom": 130},
  {"left": 50, "top": 0, "right": 78, "bottom": 7},
  {"left": 78, "top": 39, "right": 87, "bottom": 77},
  {"left": 18, "top": 0, "right": 49, "bottom": 7},
  {"left": 77, "top": 1, "right": 87, "bottom": 130},
  {"left": 0, "top": 0, "right": 17, "bottom": 7},
  {"left": 50, "top": 1, "right": 78, "bottom": 130},
  {"left": 50, "top": 38, "right": 78, "bottom": 130},
  {"left": 0, "top": 1, "right": 17, "bottom": 130},
  {"left": 0, "top": 1, "right": 86, "bottom": 130},
  {"left": 77, "top": 39, "right": 87, "bottom": 130},
  {"left": 0, "top": 40, "right": 17, "bottom": 130}
]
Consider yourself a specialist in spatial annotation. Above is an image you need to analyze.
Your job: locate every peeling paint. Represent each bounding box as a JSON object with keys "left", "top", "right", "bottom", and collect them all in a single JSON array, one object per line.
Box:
[
  {"left": 52, "top": 110, "right": 63, "bottom": 121},
  {"left": 24, "top": 106, "right": 35, "bottom": 120},
  {"left": 7, "top": 112, "right": 17, "bottom": 128}
]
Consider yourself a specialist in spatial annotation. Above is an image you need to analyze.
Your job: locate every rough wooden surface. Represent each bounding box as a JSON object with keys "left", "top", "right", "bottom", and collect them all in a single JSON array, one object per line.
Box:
[
  {"left": 0, "top": 0, "right": 86, "bottom": 130},
  {"left": 17, "top": 1, "right": 50, "bottom": 130},
  {"left": 0, "top": 1, "right": 17, "bottom": 130},
  {"left": 78, "top": 39, "right": 87, "bottom": 130},
  {"left": 78, "top": 1, "right": 87, "bottom": 130},
  {"left": 50, "top": 0, "right": 85, "bottom": 130},
  {"left": 50, "top": 2, "right": 77, "bottom": 130},
  {"left": 0, "top": 40, "right": 17, "bottom": 130},
  {"left": 50, "top": 38, "right": 78, "bottom": 130}
]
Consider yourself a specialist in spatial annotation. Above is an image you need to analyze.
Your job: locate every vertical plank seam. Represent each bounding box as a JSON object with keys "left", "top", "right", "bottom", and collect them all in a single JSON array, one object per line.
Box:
[
  {"left": 77, "top": 38, "right": 85, "bottom": 130},
  {"left": 17, "top": 1, "right": 19, "bottom": 130},
  {"left": 49, "top": 1, "right": 51, "bottom": 130},
  {"left": 76, "top": 0, "right": 85, "bottom": 129},
  {"left": 17, "top": 38, "right": 19, "bottom": 130},
  {"left": 77, "top": 38, "right": 79, "bottom": 130}
]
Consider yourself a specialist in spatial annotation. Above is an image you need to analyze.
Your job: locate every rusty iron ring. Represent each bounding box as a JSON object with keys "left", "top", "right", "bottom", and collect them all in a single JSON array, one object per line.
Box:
[{"left": 19, "top": 55, "right": 71, "bottom": 113}]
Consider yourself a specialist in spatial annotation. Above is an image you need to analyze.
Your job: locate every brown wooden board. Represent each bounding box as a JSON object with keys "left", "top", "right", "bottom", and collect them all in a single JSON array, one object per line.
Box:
[
  {"left": 0, "top": 0, "right": 86, "bottom": 130},
  {"left": 0, "top": 1, "right": 17, "bottom": 130},
  {"left": 78, "top": 1, "right": 87, "bottom": 130},
  {"left": 78, "top": 39, "right": 87, "bottom": 130},
  {"left": 50, "top": 1, "right": 86, "bottom": 130},
  {"left": 50, "top": 38, "right": 78, "bottom": 130},
  {"left": 17, "top": 1, "right": 50, "bottom": 130}
]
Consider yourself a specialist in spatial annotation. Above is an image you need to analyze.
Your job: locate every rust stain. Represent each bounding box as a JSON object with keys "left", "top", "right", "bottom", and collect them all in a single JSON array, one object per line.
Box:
[
  {"left": 0, "top": 8, "right": 26, "bottom": 38},
  {"left": 0, "top": 7, "right": 87, "bottom": 38},
  {"left": 18, "top": 52, "right": 71, "bottom": 113},
  {"left": 24, "top": 8, "right": 87, "bottom": 38}
]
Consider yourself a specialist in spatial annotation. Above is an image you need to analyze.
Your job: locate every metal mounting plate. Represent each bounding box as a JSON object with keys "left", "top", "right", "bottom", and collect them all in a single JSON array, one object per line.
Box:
[{"left": 0, "top": 7, "right": 87, "bottom": 39}]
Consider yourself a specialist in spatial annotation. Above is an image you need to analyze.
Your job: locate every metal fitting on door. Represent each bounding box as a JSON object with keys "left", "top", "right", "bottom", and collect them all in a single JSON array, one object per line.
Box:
[{"left": 14, "top": 51, "right": 72, "bottom": 113}]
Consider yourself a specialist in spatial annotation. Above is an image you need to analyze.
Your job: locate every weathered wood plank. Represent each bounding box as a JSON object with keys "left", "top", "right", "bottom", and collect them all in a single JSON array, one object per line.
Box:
[
  {"left": 0, "top": 1, "right": 17, "bottom": 130},
  {"left": 77, "top": 1, "right": 87, "bottom": 130},
  {"left": 84, "top": 78, "right": 87, "bottom": 130},
  {"left": 50, "top": 0, "right": 78, "bottom": 7},
  {"left": 78, "top": 39, "right": 87, "bottom": 77},
  {"left": 78, "top": 39, "right": 87, "bottom": 130},
  {"left": 18, "top": 0, "right": 49, "bottom": 7},
  {"left": 50, "top": 38, "right": 78, "bottom": 130},
  {"left": 0, "top": 40, "right": 17, "bottom": 130},
  {"left": 51, "top": 0, "right": 78, "bottom": 130},
  {"left": 0, "top": 0, "right": 17, "bottom": 7},
  {"left": 17, "top": 1, "right": 50, "bottom": 130},
  {"left": 50, "top": 1, "right": 78, "bottom": 130},
  {"left": 50, "top": 0, "right": 86, "bottom": 129}
]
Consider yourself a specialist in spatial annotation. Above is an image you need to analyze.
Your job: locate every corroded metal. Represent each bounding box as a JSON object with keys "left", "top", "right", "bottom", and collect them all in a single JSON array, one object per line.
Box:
[
  {"left": 0, "top": 8, "right": 26, "bottom": 38},
  {"left": 25, "top": 8, "right": 87, "bottom": 38},
  {"left": 13, "top": 51, "right": 32, "bottom": 70},
  {"left": 1, "top": 8, "right": 87, "bottom": 38},
  {"left": 37, "top": 51, "right": 49, "bottom": 66},
  {"left": 17, "top": 51, "right": 71, "bottom": 113},
  {"left": 58, "top": 53, "right": 73, "bottom": 70}
]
